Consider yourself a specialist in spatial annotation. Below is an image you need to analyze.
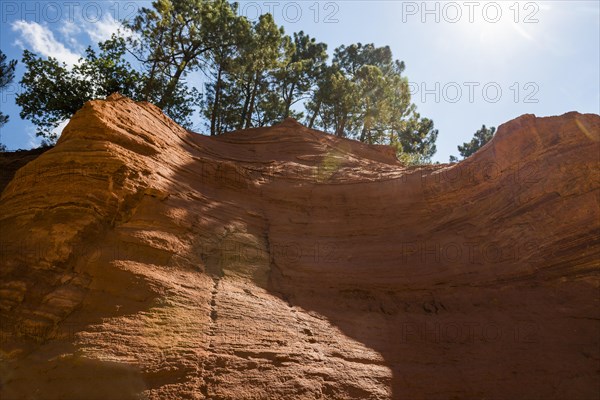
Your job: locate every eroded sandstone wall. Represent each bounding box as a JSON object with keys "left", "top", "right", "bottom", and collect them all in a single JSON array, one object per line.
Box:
[{"left": 1, "top": 94, "right": 598, "bottom": 399}]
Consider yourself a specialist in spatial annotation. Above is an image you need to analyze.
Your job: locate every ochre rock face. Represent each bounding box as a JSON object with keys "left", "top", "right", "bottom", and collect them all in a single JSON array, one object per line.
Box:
[{"left": 1, "top": 94, "right": 598, "bottom": 399}]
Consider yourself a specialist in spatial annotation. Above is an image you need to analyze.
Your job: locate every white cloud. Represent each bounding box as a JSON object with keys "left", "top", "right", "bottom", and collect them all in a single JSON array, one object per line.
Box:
[
  {"left": 512, "top": 24, "right": 534, "bottom": 42},
  {"left": 25, "top": 125, "right": 42, "bottom": 148},
  {"left": 52, "top": 119, "right": 70, "bottom": 140},
  {"left": 59, "top": 20, "right": 81, "bottom": 38},
  {"left": 25, "top": 119, "right": 69, "bottom": 148},
  {"left": 59, "top": 20, "right": 86, "bottom": 53},
  {"left": 85, "top": 14, "right": 125, "bottom": 43},
  {"left": 11, "top": 20, "right": 80, "bottom": 66}
]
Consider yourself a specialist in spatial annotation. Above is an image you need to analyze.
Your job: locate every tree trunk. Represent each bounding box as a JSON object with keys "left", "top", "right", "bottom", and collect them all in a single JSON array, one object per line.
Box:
[
  {"left": 143, "top": 61, "right": 158, "bottom": 102},
  {"left": 239, "top": 81, "right": 252, "bottom": 130},
  {"left": 284, "top": 82, "right": 296, "bottom": 118},
  {"left": 360, "top": 125, "right": 367, "bottom": 142},
  {"left": 210, "top": 65, "right": 223, "bottom": 136},
  {"left": 158, "top": 60, "right": 187, "bottom": 109},
  {"left": 308, "top": 99, "right": 321, "bottom": 129},
  {"left": 245, "top": 72, "right": 259, "bottom": 129},
  {"left": 336, "top": 116, "right": 346, "bottom": 137},
  {"left": 360, "top": 103, "right": 371, "bottom": 142}
]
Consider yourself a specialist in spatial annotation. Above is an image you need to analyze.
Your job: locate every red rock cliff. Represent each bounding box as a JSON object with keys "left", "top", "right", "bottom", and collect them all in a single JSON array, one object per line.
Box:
[{"left": 1, "top": 94, "right": 598, "bottom": 399}]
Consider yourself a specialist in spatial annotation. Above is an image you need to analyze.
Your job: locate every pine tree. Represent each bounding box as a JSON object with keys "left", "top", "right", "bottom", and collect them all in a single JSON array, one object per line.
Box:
[
  {"left": 450, "top": 125, "right": 496, "bottom": 161},
  {"left": 0, "top": 50, "right": 17, "bottom": 128},
  {"left": 16, "top": 38, "right": 142, "bottom": 140}
]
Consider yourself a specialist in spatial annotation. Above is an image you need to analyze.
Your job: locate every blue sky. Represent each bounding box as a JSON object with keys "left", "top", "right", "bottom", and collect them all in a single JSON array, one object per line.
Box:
[{"left": 1, "top": 1, "right": 599, "bottom": 162}]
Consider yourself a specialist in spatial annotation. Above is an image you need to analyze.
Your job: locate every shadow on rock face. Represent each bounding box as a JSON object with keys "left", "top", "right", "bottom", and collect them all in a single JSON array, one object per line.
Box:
[
  {"left": 1, "top": 96, "right": 598, "bottom": 399},
  {"left": 1, "top": 350, "right": 145, "bottom": 400}
]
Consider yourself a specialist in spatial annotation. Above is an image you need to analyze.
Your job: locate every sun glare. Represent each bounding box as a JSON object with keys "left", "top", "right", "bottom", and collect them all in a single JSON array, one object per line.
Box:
[{"left": 449, "top": 1, "right": 543, "bottom": 52}]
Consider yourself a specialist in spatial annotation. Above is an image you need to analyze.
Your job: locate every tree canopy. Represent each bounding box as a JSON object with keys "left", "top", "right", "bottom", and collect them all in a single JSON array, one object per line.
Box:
[
  {"left": 14, "top": 0, "right": 439, "bottom": 164},
  {"left": 449, "top": 125, "right": 496, "bottom": 162},
  {"left": 0, "top": 50, "right": 17, "bottom": 128},
  {"left": 16, "top": 37, "right": 142, "bottom": 141},
  {"left": 0, "top": 50, "right": 17, "bottom": 151}
]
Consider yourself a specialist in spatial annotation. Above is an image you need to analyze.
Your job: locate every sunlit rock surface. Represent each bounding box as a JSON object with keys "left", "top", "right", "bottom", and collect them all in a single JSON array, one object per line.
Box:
[{"left": 1, "top": 94, "right": 598, "bottom": 399}]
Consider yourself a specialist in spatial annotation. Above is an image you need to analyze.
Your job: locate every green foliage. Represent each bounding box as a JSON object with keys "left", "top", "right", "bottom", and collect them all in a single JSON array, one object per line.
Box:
[
  {"left": 201, "top": 1, "right": 250, "bottom": 135},
  {"left": 394, "top": 114, "right": 438, "bottom": 159},
  {"left": 275, "top": 31, "right": 328, "bottom": 119},
  {"left": 235, "top": 13, "right": 286, "bottom": 129},
  {"left": 0, "top": 50, "right": 17, "bottom": 128},
  {"left": 16, "top": 36, "right": 142, "bottom": 140},
  {"left": 450, "top": 125, "right": 496, "bottom": 161},
  {"left": 307, "top": 65, "right": 357, "bottom": 136},
  {"left": 17, "top": 50, "right": 82, "bottom": 140},
  {"left": 126, "top": 0, "right": 214, "bottom": 111},
  {"left": 203, "top": 12, "right": 290, "bottom": 133},
  {"left": 397, "top": 151, "right": 432, "bottom": 166},
  {"left": 307, "top": 43, "right": 438, "bottom": 162},
  {"left": 14, "top": 0, "right": 439, "bottom": 161}
]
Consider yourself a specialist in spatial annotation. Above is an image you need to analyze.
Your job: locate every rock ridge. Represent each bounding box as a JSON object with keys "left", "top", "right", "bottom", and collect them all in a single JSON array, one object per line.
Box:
[{"left": 0, "top": 95, "right": 598, "bottom": 399}]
